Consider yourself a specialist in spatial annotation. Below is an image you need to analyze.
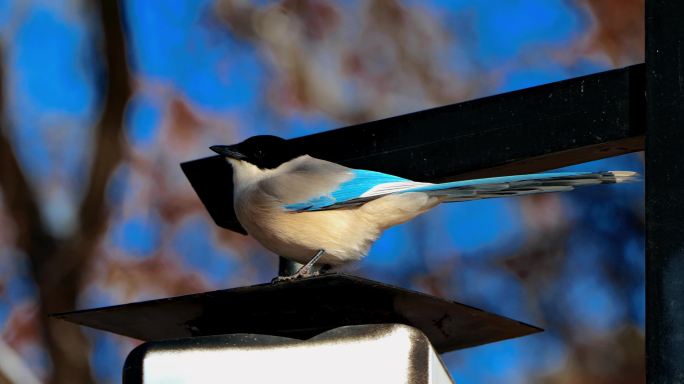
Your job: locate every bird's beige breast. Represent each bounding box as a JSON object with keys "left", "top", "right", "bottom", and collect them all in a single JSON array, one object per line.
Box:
[{"left": 234, "top": 191, "right": 380, "bottom": 265}]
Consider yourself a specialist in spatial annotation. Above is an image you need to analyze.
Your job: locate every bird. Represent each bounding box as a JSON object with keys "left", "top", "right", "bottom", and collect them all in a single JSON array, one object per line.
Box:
[{"left": 210, "top": 135, "right": 639, "bottom": 281}]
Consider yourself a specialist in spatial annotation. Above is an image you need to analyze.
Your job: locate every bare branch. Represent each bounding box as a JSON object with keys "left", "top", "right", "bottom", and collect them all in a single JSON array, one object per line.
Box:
[{"left": 77, "top": 0, "right": 131, "bottom": 237}]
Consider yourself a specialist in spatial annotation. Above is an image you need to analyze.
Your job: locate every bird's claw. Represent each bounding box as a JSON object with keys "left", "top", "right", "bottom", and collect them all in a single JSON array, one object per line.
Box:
[
  {"left": 271, "top": 268, "right": 321, "bottom": 284},
  {"left": 271, "top": 249, "right": 326, "bottom": 284}
]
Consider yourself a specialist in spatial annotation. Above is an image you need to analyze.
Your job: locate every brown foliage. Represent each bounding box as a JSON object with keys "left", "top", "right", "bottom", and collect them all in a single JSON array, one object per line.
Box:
[
  {"left": 100, "top": 255, "right": 209, "bottom": 301},
  {"left": 536, "top": 326, "right": 645, "bottom": 384},
  {"left": 575, "top": 0, "right": 645, "bottom": 65},
  {"left": 2, "top": 303, "right": 40, "bottom": 356},
  {"left": 215, "top": 0, "right": 476, "bottom": 124}
]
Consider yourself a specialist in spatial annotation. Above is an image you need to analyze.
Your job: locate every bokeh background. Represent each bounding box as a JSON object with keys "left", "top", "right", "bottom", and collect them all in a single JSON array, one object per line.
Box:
[{"left": 0, "top": 0, "right": 645, "bottom": 383}]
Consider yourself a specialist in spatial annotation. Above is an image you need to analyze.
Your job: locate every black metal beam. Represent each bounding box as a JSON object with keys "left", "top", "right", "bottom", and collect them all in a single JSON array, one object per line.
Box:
[
  {"left": 182, "top": 64, "right": 646, "bottom": 234},
  {"left": 646, "top": 1, "right": 684, "bottom": 382}
]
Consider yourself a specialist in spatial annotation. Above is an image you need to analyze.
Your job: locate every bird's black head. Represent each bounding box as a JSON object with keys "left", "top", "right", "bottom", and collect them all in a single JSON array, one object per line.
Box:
[{"left": 210, "top": 135, "right": 303, "bottom": 169}]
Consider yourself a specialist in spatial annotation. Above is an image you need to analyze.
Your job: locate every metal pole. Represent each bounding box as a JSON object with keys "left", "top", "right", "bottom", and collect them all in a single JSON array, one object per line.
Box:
[
  {"left": 646, "top": 0, "right": 684, "bottom": 382},
  {"left": 278, "top": 257, "right": 302, "bottom": 277}
]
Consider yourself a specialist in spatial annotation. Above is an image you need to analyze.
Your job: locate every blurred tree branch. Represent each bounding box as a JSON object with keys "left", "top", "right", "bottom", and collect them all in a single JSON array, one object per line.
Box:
[{"left": 0, "top": 0, "right": 131, "bottom": 383}]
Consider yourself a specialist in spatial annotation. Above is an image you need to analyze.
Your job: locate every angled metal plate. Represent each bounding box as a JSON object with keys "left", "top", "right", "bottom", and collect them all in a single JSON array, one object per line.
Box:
[{"left": 52, "top": 274, "right": 541, "bottom": 353}]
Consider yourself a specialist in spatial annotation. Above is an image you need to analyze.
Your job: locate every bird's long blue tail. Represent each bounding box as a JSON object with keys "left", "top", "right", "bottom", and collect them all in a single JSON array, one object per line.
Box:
[{"left": 402, "top": 171, "right": 639, "bottom": 202}]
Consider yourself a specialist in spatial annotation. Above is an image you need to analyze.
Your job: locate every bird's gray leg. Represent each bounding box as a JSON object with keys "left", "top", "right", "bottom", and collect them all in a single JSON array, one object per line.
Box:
[
  {"left": 297, "top": 249, "right": 326, "bottom": 275},
  {"left": 272, "top": 249, "right": 326, "bottom": 283}
]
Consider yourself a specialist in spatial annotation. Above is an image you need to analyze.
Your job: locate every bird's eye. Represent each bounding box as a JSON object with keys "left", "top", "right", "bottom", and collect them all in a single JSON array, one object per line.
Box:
[{"left": 254, "top": 150, "right": 265, "bottom": 159}]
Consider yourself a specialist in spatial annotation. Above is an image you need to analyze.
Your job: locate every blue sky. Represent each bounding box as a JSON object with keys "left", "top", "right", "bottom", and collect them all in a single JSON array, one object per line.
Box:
[{"left": 0, "top": 1, "right": 644, "bottom": 383}]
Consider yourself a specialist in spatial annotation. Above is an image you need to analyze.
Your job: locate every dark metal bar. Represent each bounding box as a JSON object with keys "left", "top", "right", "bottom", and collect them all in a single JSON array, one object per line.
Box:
[
  {"left": 182, "top": 64, "right": 646, "bottom": 234},
  {"left": 646, "top": 1, "right": 684, "bottom": 382}
]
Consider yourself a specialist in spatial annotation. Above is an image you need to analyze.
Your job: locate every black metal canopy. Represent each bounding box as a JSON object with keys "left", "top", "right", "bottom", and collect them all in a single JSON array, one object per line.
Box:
[
  {"left": 52, "top": 274, "right": 541, "bottom": 354},
  {"left": 182, "top": 64, "right": 645, "bottom": 234}
]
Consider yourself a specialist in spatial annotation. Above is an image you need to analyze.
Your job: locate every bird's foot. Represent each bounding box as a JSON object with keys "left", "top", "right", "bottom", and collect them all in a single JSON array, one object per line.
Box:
[
  {"left": 271, "top": 268, "right": 321, "bottom": 283},
  {"left": 271, "top": 249, "right": 326, "bottom": 284}
]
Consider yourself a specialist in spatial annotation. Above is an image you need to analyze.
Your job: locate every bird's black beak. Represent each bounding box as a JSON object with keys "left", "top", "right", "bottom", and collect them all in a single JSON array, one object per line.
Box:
[{"left": 210, "top": 145, "right": 246, "bottom": 160}]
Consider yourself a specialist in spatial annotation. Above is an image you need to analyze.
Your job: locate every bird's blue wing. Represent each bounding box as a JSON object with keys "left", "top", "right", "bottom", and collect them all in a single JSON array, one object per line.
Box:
[{"left": 283, "top": 169, "right": 422, "bottom": 211}]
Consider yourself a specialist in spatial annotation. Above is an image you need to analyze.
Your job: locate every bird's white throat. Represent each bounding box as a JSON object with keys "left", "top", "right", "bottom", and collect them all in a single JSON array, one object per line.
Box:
[
  {"left": 227, "top": 155, "right": 312, "bottom": 191},
  {"left": 227, "top": 158, "right": 271, "bottom": 189}
]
